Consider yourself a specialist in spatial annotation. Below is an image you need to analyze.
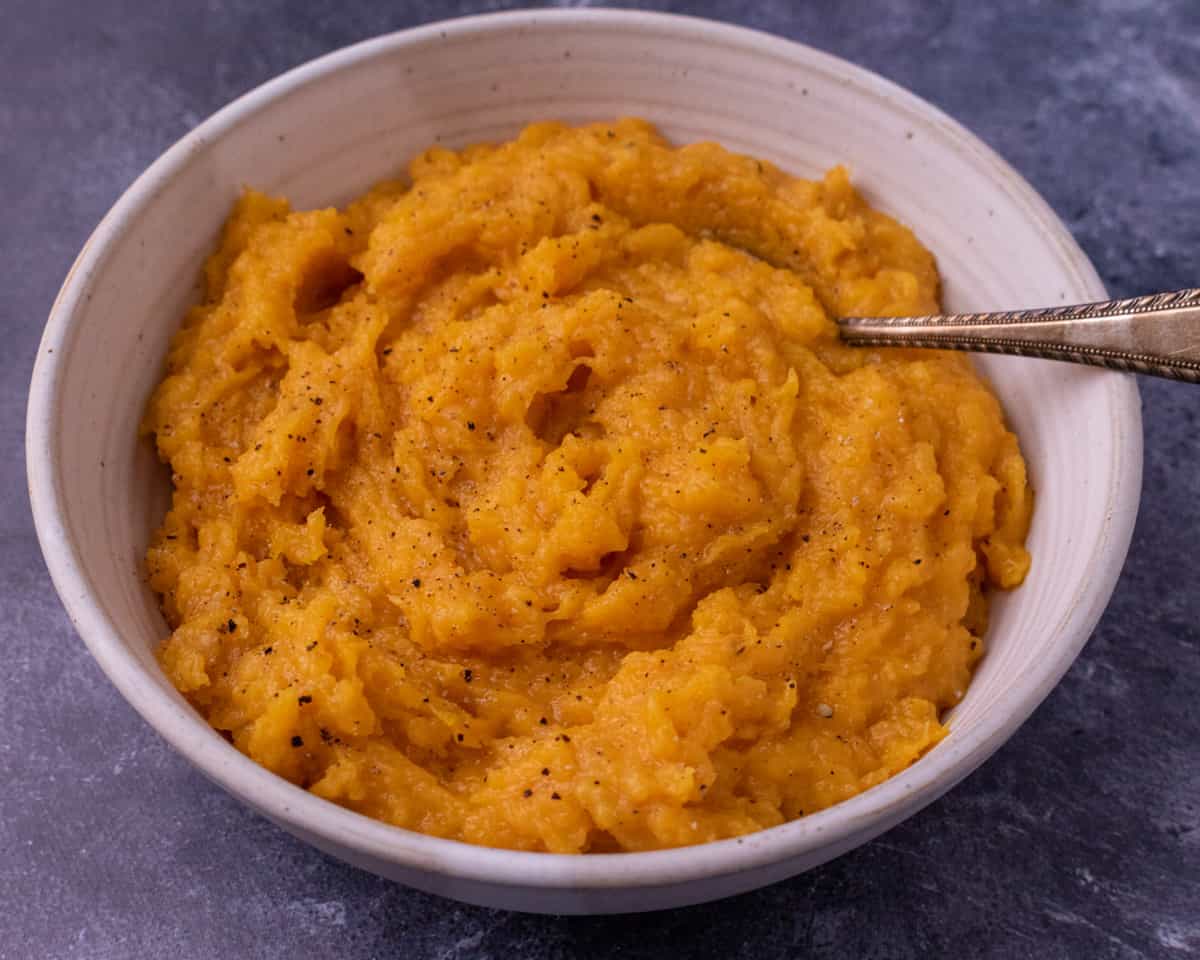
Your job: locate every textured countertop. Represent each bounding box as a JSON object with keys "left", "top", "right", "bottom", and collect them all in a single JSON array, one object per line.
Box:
[{"left": 3, "top": 1, "right": 1198, "bottom": 956}]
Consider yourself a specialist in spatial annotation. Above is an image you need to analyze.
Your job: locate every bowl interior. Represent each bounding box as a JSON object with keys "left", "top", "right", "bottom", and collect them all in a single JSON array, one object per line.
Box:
[{"left": 29, "top": 10, "right": 1140, "bottom": 911}]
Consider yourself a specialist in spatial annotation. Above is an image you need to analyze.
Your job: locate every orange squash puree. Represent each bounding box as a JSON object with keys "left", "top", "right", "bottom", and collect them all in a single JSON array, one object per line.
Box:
[{"left": 143, "top": 119, "right": 1031, "bottom": 852}]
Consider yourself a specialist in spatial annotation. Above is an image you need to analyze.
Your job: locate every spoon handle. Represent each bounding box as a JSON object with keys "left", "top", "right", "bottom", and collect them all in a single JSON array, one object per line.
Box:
[{"left": 839, "top": 288, "right": 1200, "bottom": 383}]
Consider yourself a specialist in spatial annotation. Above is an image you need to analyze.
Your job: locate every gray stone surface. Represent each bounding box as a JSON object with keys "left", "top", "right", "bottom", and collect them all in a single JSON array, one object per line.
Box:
[{"left": 2, "top": 0, "right": 1198, "bottom": 956}]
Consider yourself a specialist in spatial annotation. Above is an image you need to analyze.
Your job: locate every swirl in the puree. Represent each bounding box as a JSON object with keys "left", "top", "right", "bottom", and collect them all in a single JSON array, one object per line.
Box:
[{"left": 144, "top": 119, "right": 1031, "bottom": 852}]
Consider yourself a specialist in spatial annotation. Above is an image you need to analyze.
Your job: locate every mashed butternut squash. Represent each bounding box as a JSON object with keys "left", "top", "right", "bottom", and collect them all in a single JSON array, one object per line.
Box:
[{"left": 144, "top": 119, "right": 1031, "bottom": 852}]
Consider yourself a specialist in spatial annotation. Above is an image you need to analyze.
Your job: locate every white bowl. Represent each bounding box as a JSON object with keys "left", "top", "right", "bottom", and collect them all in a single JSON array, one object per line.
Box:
[{"left": 26, "top": 10, "right": 1141, "bottom": 914}]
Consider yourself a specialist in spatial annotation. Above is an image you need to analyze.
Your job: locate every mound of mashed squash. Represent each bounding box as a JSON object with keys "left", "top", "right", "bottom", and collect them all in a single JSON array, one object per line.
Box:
[{"left": 144, "top": 119, "right": 1031, "bottom": 852}]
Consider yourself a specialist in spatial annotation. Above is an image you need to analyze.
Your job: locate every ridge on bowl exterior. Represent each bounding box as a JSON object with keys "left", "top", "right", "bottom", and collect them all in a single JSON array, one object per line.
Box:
[{"left": 26, "top": 10, "right": 1141, "bottom": 914}]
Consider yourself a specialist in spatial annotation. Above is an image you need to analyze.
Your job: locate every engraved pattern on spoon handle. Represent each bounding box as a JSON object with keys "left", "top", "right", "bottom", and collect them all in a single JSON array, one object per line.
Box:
[{"left": 839, "top": 288, "right": 1200, "bottom": 383}]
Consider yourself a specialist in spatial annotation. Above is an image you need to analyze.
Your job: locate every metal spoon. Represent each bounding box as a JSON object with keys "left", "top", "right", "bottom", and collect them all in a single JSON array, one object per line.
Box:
[{"left": 840, "top": 288, "right": 1200, "bottom": 383}]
